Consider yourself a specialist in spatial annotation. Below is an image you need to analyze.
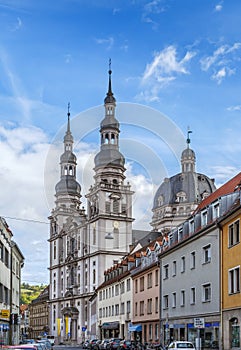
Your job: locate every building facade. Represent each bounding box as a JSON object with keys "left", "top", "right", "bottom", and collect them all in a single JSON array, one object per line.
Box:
[
  {"left": 0, "top": 217, "right": 24, "bottom": 345},
  {"left": 151, "top": 134, "right": 216, "bottom": 232},
  {"left": 219, "top": 195, "right": 241, "bottom": 350},
  {"left": 48, "top": 68, "right": 137, "bottom": 344},
  {"left": 28, "top": 286, "right": 49, "bottom": 340}
]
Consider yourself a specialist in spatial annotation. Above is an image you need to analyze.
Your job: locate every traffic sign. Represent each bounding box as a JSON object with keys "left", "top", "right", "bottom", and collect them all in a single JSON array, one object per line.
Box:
[{"left": 194, "top": 318, "right": 205, "bottom": 328}]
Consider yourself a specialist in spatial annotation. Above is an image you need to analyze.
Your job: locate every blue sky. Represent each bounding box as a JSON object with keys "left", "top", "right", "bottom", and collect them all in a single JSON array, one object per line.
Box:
[{"left": 0, "top": 0, "right": 241, "bottom": 284}]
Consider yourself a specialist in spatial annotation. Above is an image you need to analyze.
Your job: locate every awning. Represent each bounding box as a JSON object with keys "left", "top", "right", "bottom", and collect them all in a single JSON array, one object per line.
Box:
[
  {"left": 102, "top": 321, "right": 119, "bottom": 330},
  {"left": 129, "top": 324, "right": 142, "bottom": 332}
]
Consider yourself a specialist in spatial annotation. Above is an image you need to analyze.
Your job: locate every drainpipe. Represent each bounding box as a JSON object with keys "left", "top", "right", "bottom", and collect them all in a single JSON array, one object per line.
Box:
[{"left": 217, "top": 222, "right": 223, "bottom": 350}]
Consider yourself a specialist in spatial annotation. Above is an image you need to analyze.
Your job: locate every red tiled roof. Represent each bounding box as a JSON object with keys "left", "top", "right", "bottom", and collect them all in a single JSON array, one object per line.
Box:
[{"left": 194, "top": 172, "right": 241, "bottom": 213}]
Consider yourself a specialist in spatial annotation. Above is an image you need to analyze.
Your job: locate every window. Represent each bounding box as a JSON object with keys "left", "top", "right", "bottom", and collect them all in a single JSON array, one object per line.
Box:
[
  {"left": 0, "top": 242, "right": 3, "bottom": 261},
  {"left": 120, "top": 281, "right": 125, "bottom": 294},
  {"left": 115, "top": 284, "right": 119, "bottom": 296},
  {"left": 172, "top": 292, "right": 176, "bottom": 308},
  {"left": 140, "top": 301, "right": 144, "bottom": 315},
  {"left": 201, "top": 210, "right": 208, "bottom": 226},
  {"left": 155, "top": 297, "right": 158, "bottom": 313},
  {"left": 229, "top": 266, "right": 240, "bottom": 294},
  {"left": 147, "top": 273, "right": 152, "bottom": 288},
  {"left": 229, "top": 220, "right": 240, "bottom": 247},
  {"left": 4, "top": 248, "right": 9, "bottom": 268},
  {"left": 120, "top": 302, "right": 125, "bottom": 315},
  {"left": 190, "top": 287, "right": 196, "bottom": 304},
  {"left": 149, "top": 324, "right": 153, "bottom": 341},
  {"left": 203, "top": 244, "right": 211, "bottom": 263},
  {"left": 180, "top": 290, "right": 185, "bottom": 306},
  {"left": 172, "top": 261, "right": 177, "bottom": 276},
  {"left": 155, "top": 269, "right": 159, "bottom": 286},
  {"left": 147, "top": 298, "right": 152, "bottom": 314},
  {"left": 140, "top": 277, "right": 144, "bottom": 291},
  {"left": 115, "top": 304, "right": 119, "bottom": 315},
  {"left": 189, "top": 219, "right": 194, "bottom": 233},
  {"left": 163, "top": 295, "right": 169, "bottom": 309},
  {"left": 202, "top": 283, "right": 211, "bottom": 302},
  {"left": 127, "top": 278, "right": 131, "bottom": 291},
  {"left": 163, "top": 264, "right": 169, "bottom": 279},
  {"left": 190, "top": 251, "right": 196, "bottom": 269},
  {"left": 135, "top": 302, "right": 138, "bottom": 316},
  {"left": 213, "top": 202, "right": 220, "bottom": 219},
  {"left": 181, "top": 256, "right": 185, "bottom": 273},
  {"left": 127, "top": 300, "right": 131, "bottom": 313},
  {"left": 135, "top": 280, "right": 138, "bottom": 293}
]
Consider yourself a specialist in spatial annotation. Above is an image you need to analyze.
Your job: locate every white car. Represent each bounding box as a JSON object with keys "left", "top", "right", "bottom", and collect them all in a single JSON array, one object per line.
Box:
[{"left": 168, "top": 341, "right": 195, "bottom": 349}]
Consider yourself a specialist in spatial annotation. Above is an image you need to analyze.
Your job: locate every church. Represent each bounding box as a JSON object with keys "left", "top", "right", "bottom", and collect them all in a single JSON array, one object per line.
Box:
[{"left": 48, "top": 66, "right": 216, "bottom": 344}]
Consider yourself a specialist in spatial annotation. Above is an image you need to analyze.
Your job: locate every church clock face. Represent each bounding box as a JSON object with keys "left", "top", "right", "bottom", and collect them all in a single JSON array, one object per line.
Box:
[{"left": 113, "top": 221, "right": 119, "bottom": 229}]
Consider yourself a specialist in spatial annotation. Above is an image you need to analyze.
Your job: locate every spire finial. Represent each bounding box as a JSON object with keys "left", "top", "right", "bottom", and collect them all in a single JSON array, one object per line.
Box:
[
  {"left": 187, "top": 127, "right": 192, "bottom": 147},
  {"left": 67, "top": 102, "right": 71, "bottom": 132},
  {"left": 109, "top": 58, "right": 112, "bottom": 74}
]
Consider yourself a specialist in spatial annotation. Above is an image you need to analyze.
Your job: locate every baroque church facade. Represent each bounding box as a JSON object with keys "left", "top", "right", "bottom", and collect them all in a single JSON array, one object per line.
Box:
[
  {"left": 48, "top": 68, "right": 216, "bottom": 344},
  {"left": 48, "top": 68, "right": 139, "bottom": 344}
]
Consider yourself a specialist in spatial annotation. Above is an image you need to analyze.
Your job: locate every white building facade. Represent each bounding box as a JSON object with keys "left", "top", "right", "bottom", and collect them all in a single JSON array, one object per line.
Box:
[{"left": 48, "top": 68, "right": 135, "bottom": 344}]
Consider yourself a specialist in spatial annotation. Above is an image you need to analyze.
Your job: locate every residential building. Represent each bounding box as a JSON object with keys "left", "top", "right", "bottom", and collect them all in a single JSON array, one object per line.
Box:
[
  {"left": 96, "top": 256, "right": 134, "bottom": 340},
  {"left": 0, "top": 217, "right": 24, "bottom": 345},
  {"left": 28, "top": 285, "right": 49, "bottom": 340},
  {"left": 219, "top": 187, "right": 241, "bottom": 349},
  {"left": 131, "top": 240, "right": 162, "bottom": 345},
  {"left": 158, "top": 172, "right": 241, "bottom": 349}
]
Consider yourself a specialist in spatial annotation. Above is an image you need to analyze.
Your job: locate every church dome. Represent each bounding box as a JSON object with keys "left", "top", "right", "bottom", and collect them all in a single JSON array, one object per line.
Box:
[
  {"left": 94, "top": 147, "right": 125, "bottom": 169},
  {"left": 55, "top": 176, "right": 81, "bottom": 196},
  {"left": 152, "top": 172, "right": 216, "bottom": 210},
  {"left": 100, "top": 115, "right": 119, "bottom": 130},
  {"left": 60, "top": 151, "right": 77, "bottom": 163},
  {"left": 181, "top": 147, "right": 195, "bottom": 160}
]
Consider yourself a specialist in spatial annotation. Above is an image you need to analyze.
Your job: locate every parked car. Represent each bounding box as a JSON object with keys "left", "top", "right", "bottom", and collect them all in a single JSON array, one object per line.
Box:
[
  {"left": 99, "top": 339, "right": 110, "bottom": 350},
  {"left": 46, "top": 336, "right": 55, "bottom": 346},
  {"left": 107, "top": 338, "right": 122, "bottom": 350},
  {"left": 168, "top": 341, "right": 195, "bottom": 350},
  {"left": 88, "top": 339, "right": 100, "bottom": 349},
  {"left": 118, "top": 340, "right": 135, "bottom": 350},
  {"left": 83, "top": 340, "right": 90, "bottom": 349},
  {"left": 36, "top": 340, "right": 52, "bottom": 350}
]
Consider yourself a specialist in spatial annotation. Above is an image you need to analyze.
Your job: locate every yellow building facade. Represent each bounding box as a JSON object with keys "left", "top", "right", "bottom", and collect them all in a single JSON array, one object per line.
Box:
[{"left": 221, "top": 203, "right": 241, "bottom": 350}]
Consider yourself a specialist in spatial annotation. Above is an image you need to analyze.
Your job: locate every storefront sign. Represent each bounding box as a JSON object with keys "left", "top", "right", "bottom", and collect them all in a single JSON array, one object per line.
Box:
[
  {"left": 0, "top": 310, "right": 10, "bottom": 319},
  {"left": 194, "top": 318, "right": 205, "bottom": 328}
]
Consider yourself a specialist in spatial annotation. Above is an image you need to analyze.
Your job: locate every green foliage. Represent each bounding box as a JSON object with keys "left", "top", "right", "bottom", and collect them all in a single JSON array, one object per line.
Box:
[{"left": 20, "top": 283, "right": 47, "bottom": 305}]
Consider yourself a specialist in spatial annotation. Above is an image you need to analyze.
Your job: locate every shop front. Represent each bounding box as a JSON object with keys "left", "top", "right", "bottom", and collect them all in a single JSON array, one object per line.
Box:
[
  {"left": 128, "top": 324, "right": 142, "bottom": 342},
  {"left": 101, "top": 322, "right": 120, "bottom": 339},
  {"left": 187, "top": 322, "right": 220, "bottom": 348}
]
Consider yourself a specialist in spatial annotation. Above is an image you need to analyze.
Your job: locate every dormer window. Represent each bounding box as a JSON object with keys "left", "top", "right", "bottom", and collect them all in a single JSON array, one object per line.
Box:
[{"left": 176, "top": 191, "right": 187, "bottom": 203}]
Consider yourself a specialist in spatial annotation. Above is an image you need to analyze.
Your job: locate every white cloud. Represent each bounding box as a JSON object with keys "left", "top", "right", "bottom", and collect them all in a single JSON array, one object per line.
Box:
[
  {"left": 142, "top": 46, "right": 195, "bottom": 82},
  {"left": 211, "top": 66, "right": 234, "bottom": 84},
  {"left": 227, "top": 105, "right": 241, "bottom": 111},
  {"left": 95, "top": 36, "right": 114, "bottom": 50},
  {"left": 200, "top": 42, "right": 241, "bottom": 83},
  {"left": 215, "top": 4, "right": 223, "bottom": 12}
]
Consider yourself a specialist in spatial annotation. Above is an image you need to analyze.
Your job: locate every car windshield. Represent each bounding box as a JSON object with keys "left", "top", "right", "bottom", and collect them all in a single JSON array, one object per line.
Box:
[{"left": 177, "top": 344, "right": 194, "bottom": 348}]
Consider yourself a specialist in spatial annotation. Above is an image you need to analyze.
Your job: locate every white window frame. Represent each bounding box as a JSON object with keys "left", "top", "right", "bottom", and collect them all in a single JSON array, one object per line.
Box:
[
  {"left": 229, "top": 266, "right": 240, "bottom": 294},
  {"left": 203, "top": 244, "right": 211, "bottom": 264},
  {"left": 202, "top": 282, "right": 211, "bottom": 302}
]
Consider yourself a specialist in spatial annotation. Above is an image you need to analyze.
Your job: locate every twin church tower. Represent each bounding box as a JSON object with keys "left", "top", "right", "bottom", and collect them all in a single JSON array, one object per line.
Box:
[{"left": 48, "top": 66, "right": 216, "bottom": 343}]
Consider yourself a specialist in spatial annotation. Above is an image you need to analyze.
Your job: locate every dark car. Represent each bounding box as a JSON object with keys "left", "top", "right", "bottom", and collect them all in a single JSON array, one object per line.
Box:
[
  {"left": 118, "top": 340, "right": 135, "bottom": 350},
  {"left": 108, "top": 338, "right": 122, "bottom": 350},
  {"left": 89, "top": 339, "right": 101, "bottom": 349}
]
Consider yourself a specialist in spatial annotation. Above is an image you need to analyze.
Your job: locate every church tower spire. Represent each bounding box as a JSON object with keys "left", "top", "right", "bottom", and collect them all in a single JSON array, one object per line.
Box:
[
  {"left": 181, "top": 129, "right": 196, "bottom": 173},
  {"left": 55, "top": 104, "right": 81, "bottom": 209},
  {"left": 86, "top": 61, "right": 134, "bottom": 254}
]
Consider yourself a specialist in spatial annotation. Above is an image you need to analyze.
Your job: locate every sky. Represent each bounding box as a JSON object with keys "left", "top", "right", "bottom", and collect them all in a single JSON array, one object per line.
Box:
[{"left": 1, "top": 0, "right": 241, "bottom": 284}]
